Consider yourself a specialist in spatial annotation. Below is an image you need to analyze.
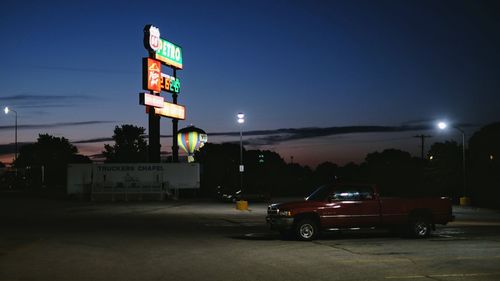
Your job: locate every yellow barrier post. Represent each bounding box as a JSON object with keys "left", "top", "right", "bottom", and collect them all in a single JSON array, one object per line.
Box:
[
  {"left": 459, "top": 196, "right": 471, "bottom": 206},
  {"left": 236, "top": 200, "right": 248, "bottom": 211}
]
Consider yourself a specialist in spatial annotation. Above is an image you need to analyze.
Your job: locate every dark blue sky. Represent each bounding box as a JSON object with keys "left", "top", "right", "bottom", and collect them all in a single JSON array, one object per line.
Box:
[{"left": 1, "top": 0, "right": 499, "bottom": 166}]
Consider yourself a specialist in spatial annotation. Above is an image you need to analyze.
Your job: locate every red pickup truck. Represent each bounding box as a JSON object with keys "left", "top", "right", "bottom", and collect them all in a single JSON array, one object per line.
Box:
[{"left": 266, "top": 184, "right": 454, "bottom": 241}]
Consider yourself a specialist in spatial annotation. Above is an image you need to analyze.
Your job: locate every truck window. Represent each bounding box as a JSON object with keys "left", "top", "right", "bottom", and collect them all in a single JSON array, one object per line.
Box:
[
  {"left": 306, "top": 185, "right": 331, "bottom": 201},
  {"left": 357, "top": 186, "right": 374, "bottom": 200},
  {"left": 330, "top": 187, "right": 360, "bottom": 201}
]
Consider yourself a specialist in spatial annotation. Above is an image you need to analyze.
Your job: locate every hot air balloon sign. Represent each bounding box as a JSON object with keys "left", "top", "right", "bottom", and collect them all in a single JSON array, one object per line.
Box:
[{"left": 177, "top": 126, "right": 208, "bottom": 162}]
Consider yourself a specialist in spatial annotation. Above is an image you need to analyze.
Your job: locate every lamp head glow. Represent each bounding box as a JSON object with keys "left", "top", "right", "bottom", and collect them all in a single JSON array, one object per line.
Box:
[
  {"left": 237, "top": 112, "right": 245, "bottom": 124},
  {"left": 437, "top": 121, "right": 448, "bottom": 130},
  {"left": 4, "top": 107, "right": 8, "bottom": 114}
]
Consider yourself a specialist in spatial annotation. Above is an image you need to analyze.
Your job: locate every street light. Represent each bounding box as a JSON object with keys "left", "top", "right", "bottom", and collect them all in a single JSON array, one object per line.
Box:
[
  {"left": 437, "top": 121, "right": 468, "bottom": 205},
  {"left": 237, "top": 112, "right": 244, "bottom": 186},
  {"left": 437, "top": 121, "right": 447, "bottom": 130},
  {"left": 4, "top": 106, "right": 18, "bottom": 161},
  {"left": 235, "top": 112, "right": 248, "bottom": 210}
]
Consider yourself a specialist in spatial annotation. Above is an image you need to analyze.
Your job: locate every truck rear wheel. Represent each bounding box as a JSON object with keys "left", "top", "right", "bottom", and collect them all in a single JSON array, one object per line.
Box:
[
  {"left": 295, "top": 218, "right": 318, "bottom": 241},
  {"left": 409, "top": 217, "right": 431, "bottom": 238}
]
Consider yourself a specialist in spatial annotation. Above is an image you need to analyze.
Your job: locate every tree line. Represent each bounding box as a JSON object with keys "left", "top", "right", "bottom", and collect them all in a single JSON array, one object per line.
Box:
[
  {"left": 196, "top": 122, "right": 499, "bottom": 207},
  {"left": 1, "top": 123, "right": 498, "bottom": 207}
]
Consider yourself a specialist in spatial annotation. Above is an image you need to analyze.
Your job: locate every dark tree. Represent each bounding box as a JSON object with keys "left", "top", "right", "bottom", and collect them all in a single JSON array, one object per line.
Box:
[
  {"left": 14, "top": 134, "right": 89, "bottom": 187},
  {"left": 103, "top": 124, "right": 148, "bottom": 163},
  {"left": 195, "top": 143, "right": 242, "bottom": 196},
  {"left": 468, "top": 122, "right": 500, "bottom": 207},
  {"left": 195, "top": 143, "right": 308, "bottom": 198},
  {"left": 284, "top": 163, "right": 314, "bottom": 196},
  {"left": 16, "top": 134, "right": 77, "bottom": 165},
  {"left": 0, "top": 161, "right": 5, "bottom": 168},
  {"left": 244, "top": 150, "right": 287, "bottom": 196},
  {"left": 337, "top": 162, "right": 363, "bottom": 182},
  {"left": 364, "top": 149, "right": 422, "bottom": 196},
  {"left": 425, "top": 141, "right": 462, "bottom": 197},
  {"left": 70, "top": 154, "right": 92, "bottom": 163},
  {"left": 313, "top": 161, "right": 338, "bottom": 185}
]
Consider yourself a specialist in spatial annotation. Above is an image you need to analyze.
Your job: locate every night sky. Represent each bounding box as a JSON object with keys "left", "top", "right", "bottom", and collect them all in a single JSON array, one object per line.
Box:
[{"left": 1, "top": 0, "right": 499, "bottom": 167}]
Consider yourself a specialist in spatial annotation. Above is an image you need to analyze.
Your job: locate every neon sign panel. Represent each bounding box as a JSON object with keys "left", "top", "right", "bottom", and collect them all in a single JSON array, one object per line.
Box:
[
  {"left": 139, "top": 93, "right": 164, "bottom": 108},
  {"left": 143, "top": 58, "right": 181, "bottom": 94},
  {"left": 154, "top": 102, "right": 185, "bottom": 120},
  {"left": 144, "top": 25, "right": 183, "bottom": 69}
]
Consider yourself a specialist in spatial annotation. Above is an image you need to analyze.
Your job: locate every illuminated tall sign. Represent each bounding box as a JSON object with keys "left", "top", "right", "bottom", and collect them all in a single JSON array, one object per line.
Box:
[
  {"left": 161, "top": 73, "right": 181, "bottom": 94},
  {"left": 147, "top": 25, "right": 161, "bottom": 51},
  {"left": 144, "top": 25, "right": 183, "bottom": 69},
  {"left": 142, "top": 24, "right": 185, "bottom": 163},
  {"left": 139, "top": 92, "right": 164, "bottom": 108},
  {"left": 143, "top": 58, "right": 181, "bottom": 94},
  {"left": 143, "top": 58, "right": 162, "bottom": 93},
  {"left": 153, "top": 102, "right": 186, "bottom": 120}
]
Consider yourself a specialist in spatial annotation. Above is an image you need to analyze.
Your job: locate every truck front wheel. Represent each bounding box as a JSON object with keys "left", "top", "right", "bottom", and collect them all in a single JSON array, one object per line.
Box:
[
  {"left": 409, "top": 217, "right": 431, "bottom": 238},
  {"left": 295, "top": 218, "right": 318, "bottom": 241}
]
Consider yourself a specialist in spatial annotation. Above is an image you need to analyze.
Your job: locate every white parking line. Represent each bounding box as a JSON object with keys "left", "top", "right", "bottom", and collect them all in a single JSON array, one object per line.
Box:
[{"left": 385, "top": 272, "right": 500, "bottom": 279}]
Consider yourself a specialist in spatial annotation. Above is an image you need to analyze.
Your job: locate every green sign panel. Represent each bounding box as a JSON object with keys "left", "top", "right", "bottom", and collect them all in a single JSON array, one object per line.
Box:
[{"left": 155, "top": 38, "right": 183, "bottom": 69}]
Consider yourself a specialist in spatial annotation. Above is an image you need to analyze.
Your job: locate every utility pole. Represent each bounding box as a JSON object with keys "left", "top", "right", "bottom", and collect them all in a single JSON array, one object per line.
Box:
[{"left": 414, "top": 135, "right": 432, "bottom": 160}]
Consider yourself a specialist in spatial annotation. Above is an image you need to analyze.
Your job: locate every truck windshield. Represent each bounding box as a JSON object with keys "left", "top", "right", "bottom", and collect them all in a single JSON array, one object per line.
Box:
[{"left": 306, "top": 185, "right": 331, "bottom": 201}]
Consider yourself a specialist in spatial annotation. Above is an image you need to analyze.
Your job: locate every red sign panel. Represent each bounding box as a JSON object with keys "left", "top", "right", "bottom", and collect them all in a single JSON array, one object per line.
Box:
[{"left": 142, "top": 58, "right": 162, "bottom": 93}]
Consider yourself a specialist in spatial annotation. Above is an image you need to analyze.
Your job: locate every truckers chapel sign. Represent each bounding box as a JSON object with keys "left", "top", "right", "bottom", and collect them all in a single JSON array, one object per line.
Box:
[{"left": 141, "top": 24, "right": 185, "bottom": 163}]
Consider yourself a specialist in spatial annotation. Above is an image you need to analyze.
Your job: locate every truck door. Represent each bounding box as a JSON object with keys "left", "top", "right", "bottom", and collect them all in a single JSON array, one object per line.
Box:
[{"left": 322, "top": 186, "right": 381, "bottom": 228}]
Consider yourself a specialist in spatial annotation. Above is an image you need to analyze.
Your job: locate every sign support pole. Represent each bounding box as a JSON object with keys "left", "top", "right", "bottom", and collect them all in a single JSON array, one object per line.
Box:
[
  {"left": 172, "top": 68, "right": 179, "bottom": 162},
  {"left": 148, "top": 91, "right": 161, "bottom": 163}
]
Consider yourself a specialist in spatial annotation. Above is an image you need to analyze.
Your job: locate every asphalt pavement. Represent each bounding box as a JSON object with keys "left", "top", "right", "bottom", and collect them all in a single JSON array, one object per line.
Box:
[{"left": 1, "top": 197, "right": 500, "bottom": 281}]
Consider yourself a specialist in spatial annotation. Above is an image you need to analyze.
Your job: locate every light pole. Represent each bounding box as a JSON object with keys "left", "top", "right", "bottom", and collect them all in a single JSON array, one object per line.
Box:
[
  {"left": 237, "top": 113, "right": 245, "bottom": 191},
  {"left": 437, "top": 121, "right": 468, "bottom": 205},
  {"left": 235, "top": 112, "right": 248, "bottom": 210},
  {"left": 4, "top": 107, "right": 18, "bottom": 161}
]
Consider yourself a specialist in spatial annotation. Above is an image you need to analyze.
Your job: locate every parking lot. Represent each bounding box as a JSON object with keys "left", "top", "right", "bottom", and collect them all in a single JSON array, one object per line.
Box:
[{"left": 1, "top": 196, "right": 500, "bottom": 281}]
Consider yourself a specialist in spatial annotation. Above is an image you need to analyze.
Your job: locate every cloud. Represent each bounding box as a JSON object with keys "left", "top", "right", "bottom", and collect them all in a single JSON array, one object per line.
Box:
[
  {"left": 29, "top": 65, "right": 138, "bottom": 75},
  {"left": 203, "top": 123, "right": 471, "bottom": 146},
  {"left": 14, "top": 104, "right": 80, "bottom": 109},
  {"left": 0, "top": 121, "right": 115, "bottom": 131},
  {"left": 233, "top": 125, "right": 432, "bottom": 146},
  {"left": 0, "top": 142, "right": 31, "bottom": 155},
  {"left": 0, "top": 94, "right": 89, "bottom": 102},
  {"left": 1, "top": 123, "right": 475, "bottom": 157},
  {"left": 68, "top": 122, "right": 476, "bottom": 147},
  {"left": 73, "top": 137, "right": 113, "bottom": 144},
  {"left": 401, "top": 119, "right": 436, "bottom": 127},
  {"left": 401, "top": 119, "right": 477, "bottom": 129},
  {"left": 162, "top": 124, "right": 438, "bottom": 145},
  {"left": 0, "top": 94, "right": 97, "bottom": 109}
]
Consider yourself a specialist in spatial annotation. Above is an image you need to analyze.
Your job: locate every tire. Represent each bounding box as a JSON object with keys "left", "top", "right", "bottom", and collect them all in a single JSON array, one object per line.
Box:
[
  {"left": 409, "top": 216, "right": 431, "bottom": 238},
  {"left": 295, "top": 218, "right": 318, "bottom": 241}
]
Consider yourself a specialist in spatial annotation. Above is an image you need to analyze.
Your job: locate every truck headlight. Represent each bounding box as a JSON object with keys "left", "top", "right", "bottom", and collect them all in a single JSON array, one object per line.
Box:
[{"left": 278, "top": 210, "right": 291, "bottom": 216}]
